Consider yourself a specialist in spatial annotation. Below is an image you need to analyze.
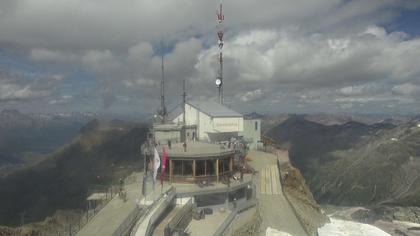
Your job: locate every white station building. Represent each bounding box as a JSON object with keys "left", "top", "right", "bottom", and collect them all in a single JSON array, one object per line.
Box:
[{"left": 153, "top": 100, "right": 261, "bottom": 149}]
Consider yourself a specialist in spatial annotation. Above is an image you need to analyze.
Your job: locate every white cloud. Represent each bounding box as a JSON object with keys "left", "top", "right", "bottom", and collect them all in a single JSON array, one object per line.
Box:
[
  {"left": 392, "top": 83, "right": 420, "bottom": 95},
  {"left": 0, "top": 70, "right": 63, "bottom": 101},
  {"left": 49, "top": 95, "right": 73, "bottom": 105},
  {"left": 1, "top": 0, "right": 420, "bottom": 113},
  {"left": 30, "top": 48, "right": 77, "bottom": 62},
  {"left": 239, "top": 89, "right": 263, "bottom": 102}
]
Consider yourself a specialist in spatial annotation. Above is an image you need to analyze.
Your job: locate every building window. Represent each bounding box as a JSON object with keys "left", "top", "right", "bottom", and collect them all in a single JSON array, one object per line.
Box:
[
  {"left": 255, "top": 121, "right": 258, "bottom": 131},
  {"left": 173, "top": 160, "right": 193, "bottom": 177},
  {"left": 219, "top": 158, "right": 230, "bottom": 173},
  {"left": 173, "top": 160, "right": 183, "bottom": 176},
  {"left": 196, "top": 160, "right": 206, "bottom": 176},
  {"left": 183, "top": 160, "right": 193, "bottom": 176},
  {"left": 206, "top": 160, "right": 216, "bottom": 176}
]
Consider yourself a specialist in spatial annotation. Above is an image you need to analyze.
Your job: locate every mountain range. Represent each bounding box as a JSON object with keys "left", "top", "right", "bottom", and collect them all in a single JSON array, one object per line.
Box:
[{"left": 266, "top": 116, "right": 420, "bottom": 207}]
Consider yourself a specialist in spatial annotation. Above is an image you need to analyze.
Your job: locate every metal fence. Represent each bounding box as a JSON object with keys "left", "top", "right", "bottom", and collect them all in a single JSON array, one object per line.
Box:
[
  {"left": 112, "top": 206, "right": 141, "bottom": 236},
  {"left": 53, "top": 184, "right": 118, "bottom": 236},
  {"left": 53, "top": 172, "right": 141, "bottom": 236}
]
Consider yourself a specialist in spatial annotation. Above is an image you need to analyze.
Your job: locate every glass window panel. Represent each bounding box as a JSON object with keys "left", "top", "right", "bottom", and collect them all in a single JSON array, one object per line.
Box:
[
  {"left": 218, "top": 159, "right": 224, "bottom": 173},
  {"left": 183, "top": 160, "right": 193, "bottom": 176},
  {"left": 223, "top": 158, "right": 230, "bottom": 172},
  {"left": 196, "top": 160, "right": 205, "bottom": 176},
  {"left": 173, "top": 160, "right": 183, "bottom": 176},
  {"left": 206, "top": 160, "right": 216, "bottom": 176}
]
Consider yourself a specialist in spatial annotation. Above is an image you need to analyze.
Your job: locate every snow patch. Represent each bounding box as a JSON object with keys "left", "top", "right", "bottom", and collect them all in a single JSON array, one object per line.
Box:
[{"left": 318, "top": 218, "right": 390, "bottom": 236}]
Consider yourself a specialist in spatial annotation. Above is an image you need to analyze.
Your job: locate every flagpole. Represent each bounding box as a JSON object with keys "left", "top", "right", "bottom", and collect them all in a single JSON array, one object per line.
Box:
[{"left": 153, "top": 146, "right": 161, "bottom": 201}]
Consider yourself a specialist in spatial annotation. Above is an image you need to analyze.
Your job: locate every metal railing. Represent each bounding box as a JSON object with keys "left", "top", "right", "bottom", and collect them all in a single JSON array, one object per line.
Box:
[
  {"left": 112, "top": 206, "right": 141, "bottom": 236},
  {"left": 145, "top": 188, "right": 177, "bottom": 236},
  {"left": 129, "top": 187, "right": 176, "bottom": 236},
  {"left": 58, "top": 172, "right": 142, "bottom": 236}
]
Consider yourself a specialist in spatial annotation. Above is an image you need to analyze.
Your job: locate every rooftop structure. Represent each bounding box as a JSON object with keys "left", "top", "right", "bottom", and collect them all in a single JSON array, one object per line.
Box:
[{"left": 171, "top": 100, "right": 242, "bottom": 118}]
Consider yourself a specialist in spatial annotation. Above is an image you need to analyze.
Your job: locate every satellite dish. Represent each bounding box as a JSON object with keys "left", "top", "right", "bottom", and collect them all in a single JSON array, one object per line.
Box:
[{"left": 215, "top": 79, "right": 222, "bottom": 86}]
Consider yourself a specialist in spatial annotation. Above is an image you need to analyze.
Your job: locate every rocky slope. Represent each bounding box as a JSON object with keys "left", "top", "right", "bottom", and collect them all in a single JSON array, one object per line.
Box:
[
  {"left": 266, "top": 116, "right": 420, "bottom": 206},
  {"left": 280, "top": 162, "right": 329, "bottom": 236},
  {"left": 0, "top": 210, "right": 82, "bottom": 236},
  {"left": 0, "top": 119, "right": 148, "bottom": 227}
]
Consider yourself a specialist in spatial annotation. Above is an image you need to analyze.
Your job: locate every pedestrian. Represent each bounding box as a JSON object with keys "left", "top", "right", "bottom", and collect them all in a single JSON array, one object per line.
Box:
[
  {"left": 119, "top": 178, "right": 124, "bottom": 193},
  {"left": 168, "top": 140, "right": 172, "bottom": 149},
  {"left": 183, "top": 142, "right": 187, "bottom": 152},
  {"left": 240, "top": 165, "right": 244, "bottom": 182}
]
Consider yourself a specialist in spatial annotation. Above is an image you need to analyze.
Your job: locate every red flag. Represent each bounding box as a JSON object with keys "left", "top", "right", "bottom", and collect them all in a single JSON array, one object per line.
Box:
[{"left": 160, "top": 145, "right": 167, "bottom": 185}]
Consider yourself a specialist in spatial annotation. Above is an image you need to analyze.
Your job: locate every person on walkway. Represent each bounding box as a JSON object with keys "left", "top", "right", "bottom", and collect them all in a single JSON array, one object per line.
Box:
[
  {"left": 119, "top": 178, "right": 124, "bottom": 194},
  {"left": 183, "top": 142, "right": 187, "bottom": 152}
]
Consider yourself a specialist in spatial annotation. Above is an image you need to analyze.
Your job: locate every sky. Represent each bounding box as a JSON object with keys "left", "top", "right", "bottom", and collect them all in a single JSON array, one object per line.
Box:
[{"left": 0, "top": 0, "right": 420, "bottom": 115}]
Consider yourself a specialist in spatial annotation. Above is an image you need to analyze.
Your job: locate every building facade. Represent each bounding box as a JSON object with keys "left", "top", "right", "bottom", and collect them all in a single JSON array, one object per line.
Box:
[
  {"left": 155, "top": 100, "right": 261, "bottom": 150},
  {"left": 239, "top": 118, "right": 262, "bottom": 150},
  {"left": 171, "top": 101, "right": 244, "bottom": 142}
]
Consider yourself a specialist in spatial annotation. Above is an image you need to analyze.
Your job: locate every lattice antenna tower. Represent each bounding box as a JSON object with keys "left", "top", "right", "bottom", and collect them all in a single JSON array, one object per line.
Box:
[
  {"left": 216, "top": 1, "right": 224, "bottom": 104},
  {"left": 160, "top": 50, "right": 167, "bottom": 123}
]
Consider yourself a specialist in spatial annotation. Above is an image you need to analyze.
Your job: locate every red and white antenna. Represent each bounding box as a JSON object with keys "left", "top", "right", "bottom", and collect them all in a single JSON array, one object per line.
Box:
[{"left": 215, "top": 1, "right": 224, "bottom": 104}]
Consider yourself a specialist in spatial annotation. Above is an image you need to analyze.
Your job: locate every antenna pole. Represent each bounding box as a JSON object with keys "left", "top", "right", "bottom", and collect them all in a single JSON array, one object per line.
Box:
[
  {"left": 217, "top": 1, "right": 224, "bottom": 104},
  {"left": 160, "top": 52, "right": 166, "bottom": 123},
  {"left": 183, "top": 79, "right": 186, "bottom": 125}
]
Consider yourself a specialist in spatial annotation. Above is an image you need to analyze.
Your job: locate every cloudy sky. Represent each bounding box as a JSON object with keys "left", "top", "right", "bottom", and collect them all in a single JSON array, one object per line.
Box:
[{"left": 1, "top": 0, "right": 420, "bottom": 115}]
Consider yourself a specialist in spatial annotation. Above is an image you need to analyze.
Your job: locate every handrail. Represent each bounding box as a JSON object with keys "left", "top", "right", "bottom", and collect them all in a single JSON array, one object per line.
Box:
[
  {"left": 112, "top": 207, "right": 141, "bottom": 236},
  {"left": 75, "top": 172, "right": 141, "bottom": 236},
  {"left": 129, "top": 202, "right": 158, "bottom": 236},
  {"left": 145, "top": 187, "right": 176, "bottom": 236},
  {"left": 129, "top": 187, "right": 176, "bottom": 236}
]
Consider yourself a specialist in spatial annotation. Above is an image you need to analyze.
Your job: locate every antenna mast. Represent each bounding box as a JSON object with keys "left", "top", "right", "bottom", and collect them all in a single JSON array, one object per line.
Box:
[
  {"left": 160, "top": 53, "right": 167, "bottom": 123},
  {"left": 182, "top": 79, "right": 186, "bottom": 125},
  {"left": 216, "top": 1, "right": 224, "bottom": 104}
]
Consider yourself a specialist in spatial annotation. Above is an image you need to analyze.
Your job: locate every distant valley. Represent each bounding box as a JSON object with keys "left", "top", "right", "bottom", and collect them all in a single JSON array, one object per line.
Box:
[{"left": 0, "top": 109, "right": 97, "bottom": 177}]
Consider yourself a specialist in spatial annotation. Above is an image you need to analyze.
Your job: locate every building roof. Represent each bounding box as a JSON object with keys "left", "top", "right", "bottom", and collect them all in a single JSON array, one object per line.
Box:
[
  {"left": 167, "top": 105, "right": 183, "bottom": 121},
  {"left": 157, "top": 141, "right": 234, "bottom": 159},
  {"left": 187, "top": 100, "right": 243, "bottom": 118}
]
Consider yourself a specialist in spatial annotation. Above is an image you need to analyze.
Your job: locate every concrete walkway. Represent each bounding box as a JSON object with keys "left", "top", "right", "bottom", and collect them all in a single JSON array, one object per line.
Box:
[
  {"left": 247, "top": 150, "right": 307, "bottom": 236},
  {"left": 76, "top": 173, "right": 143, "bottom": 236}
]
